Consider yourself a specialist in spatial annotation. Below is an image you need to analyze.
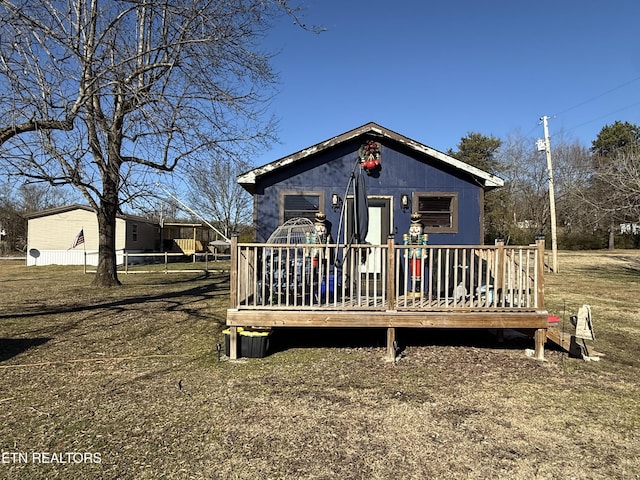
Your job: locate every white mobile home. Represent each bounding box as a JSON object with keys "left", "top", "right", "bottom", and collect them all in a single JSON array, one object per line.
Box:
[{"left": 25, "top": 205, "right": 160, "bottom": 266}]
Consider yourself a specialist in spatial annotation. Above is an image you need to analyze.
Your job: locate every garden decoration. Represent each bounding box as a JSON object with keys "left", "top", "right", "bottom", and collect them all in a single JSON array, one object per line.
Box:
[
  {"left": 403, "top": 212, "right": 428, "bottom": 296},
  {"left": 306, "top": 211, "right": 332, "bottom": 268}
]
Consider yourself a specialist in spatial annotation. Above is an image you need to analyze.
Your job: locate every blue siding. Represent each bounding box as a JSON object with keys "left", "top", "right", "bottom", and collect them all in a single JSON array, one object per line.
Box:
[{"left": 254, "top": 139, "right": 483, "bottom": 245}]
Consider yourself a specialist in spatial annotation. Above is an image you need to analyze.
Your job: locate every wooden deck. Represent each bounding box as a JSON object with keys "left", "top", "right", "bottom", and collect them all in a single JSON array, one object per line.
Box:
[{"left": 226, "top": 236, "right": 549, "bottom": 360}]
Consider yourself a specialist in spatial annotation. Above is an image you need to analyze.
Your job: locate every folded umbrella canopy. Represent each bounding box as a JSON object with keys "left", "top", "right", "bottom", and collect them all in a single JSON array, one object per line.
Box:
[{"left": 333, "top": 160, "right": 370, "bottom": 267}]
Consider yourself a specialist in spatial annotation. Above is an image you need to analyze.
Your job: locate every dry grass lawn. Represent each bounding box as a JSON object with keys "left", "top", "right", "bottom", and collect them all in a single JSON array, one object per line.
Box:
[{"left": 0, "top": 251, "right": 639, "bottom": 479}]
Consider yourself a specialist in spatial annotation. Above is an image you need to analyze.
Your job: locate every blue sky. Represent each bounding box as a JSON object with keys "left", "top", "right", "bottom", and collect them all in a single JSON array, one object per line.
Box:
[{"left": 257, "top": 0, "right": 640, "bottom": 165}]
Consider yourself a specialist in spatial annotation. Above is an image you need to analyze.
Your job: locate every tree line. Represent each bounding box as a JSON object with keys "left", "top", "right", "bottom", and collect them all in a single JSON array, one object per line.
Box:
[
  {"left": 4, "top": 120, "right": 638, "bottom": 257},
  {"left": 1, "top": 0, "right": 637, "bottom": 287},
  {"left": 448, "top": 121, "right": 640, "bottom": 250}
]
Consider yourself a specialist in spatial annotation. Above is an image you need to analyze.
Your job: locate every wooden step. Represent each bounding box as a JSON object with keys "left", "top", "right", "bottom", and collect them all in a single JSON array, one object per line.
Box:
[{"left": 546, "top": 326, "right": 572, "bottom": 351}]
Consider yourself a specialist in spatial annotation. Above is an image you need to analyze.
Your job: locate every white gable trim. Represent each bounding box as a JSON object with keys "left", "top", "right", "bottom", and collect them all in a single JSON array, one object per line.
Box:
[{"left": 237, "top": 122, "right": 504, "bottom": 190}]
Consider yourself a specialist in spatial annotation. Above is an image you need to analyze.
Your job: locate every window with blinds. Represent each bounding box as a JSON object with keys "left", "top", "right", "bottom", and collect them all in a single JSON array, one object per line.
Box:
[
  {"left": 415, "top": 193, "right": 458, "bottom": 233},
  {"left": 282, "top": 193, "right": 321, "bottom": 222}
]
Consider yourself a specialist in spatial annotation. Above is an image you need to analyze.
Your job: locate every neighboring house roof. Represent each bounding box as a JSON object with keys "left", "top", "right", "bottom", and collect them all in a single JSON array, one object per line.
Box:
[
  {"left": 163, "top": 222, "right": 204, "bottom": 228},
  {"left": 24, "top": 204, "right": 157, "bottom": 224},
  {"left": 237, "top": 122, "right": 505, "bottom": 193}
]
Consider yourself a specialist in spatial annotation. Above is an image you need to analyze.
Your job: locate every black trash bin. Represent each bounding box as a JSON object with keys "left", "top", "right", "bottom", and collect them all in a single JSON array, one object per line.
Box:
[{"left": 223, "top": 328, "right": 271, "bottom": 358}]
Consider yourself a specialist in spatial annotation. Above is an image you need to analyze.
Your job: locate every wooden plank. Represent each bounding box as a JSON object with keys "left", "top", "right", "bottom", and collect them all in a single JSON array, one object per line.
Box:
[
  {"left": 387, "top": 236, "right": 395, "bottom": 310},
  {"left": 536, "top": 238, "right": 545, "bottom": 308},
  {"left": 386, "top": 327, "right": 396, "bottom": 361},
  {"left": 444, "top": 248, "right": 450, "bottom": 305},
  {"left": 229, "top": 235, "right": 238, "bottom": 308},
  {"left": 534, "top": 328, "right": 546, "bottom": 360},
  {"left": 229, "top": 326, "right": 238, "bottom": 360},
  {"left": 227, "top": 309, "right": 549, "bottom": 329},
  {"left": 496, "top": 240, "right": 504, "bottom": 306},
  {"left": 233, "top": 293, "right": 542, "bottom": 312},
  {"left": 453, "top": 248, "right": 459, "bottom": 306},
  {"left": 428, "top": 247, "right": 434, "bottom": 305},
  {"left": 546, "top": 326, "right": 572, "bottom": 352}
]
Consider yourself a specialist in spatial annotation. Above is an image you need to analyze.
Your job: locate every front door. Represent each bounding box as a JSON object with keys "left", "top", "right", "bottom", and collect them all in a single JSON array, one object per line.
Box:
[
  {"left": 363, "top": 197, "right": 390, "bottom": 275},
  {"left": 345, "top": 196, "right": 391, "bottom": 274}
]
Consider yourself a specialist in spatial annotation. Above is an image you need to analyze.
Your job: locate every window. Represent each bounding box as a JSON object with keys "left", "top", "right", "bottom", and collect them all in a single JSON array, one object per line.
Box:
[
  {"left": 132, "top": 223, "right": 138, "bottom": 242},
  {"left": 414, "top": 192, "right": 458, "bottom": 233},
  {"left": 281, "top": 192, "right": 322, "bottom": 222}
]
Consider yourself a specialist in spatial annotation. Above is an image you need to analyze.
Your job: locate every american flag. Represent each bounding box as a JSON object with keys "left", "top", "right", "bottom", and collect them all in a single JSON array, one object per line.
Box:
[{"left": 71, "top": 229, "right": 85, "bottom": 249}]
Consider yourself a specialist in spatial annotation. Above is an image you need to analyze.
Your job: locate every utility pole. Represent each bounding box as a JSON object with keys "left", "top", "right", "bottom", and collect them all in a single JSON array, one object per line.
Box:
[{"left": 539, "top": 116, "right": 559, "bottom": 273}]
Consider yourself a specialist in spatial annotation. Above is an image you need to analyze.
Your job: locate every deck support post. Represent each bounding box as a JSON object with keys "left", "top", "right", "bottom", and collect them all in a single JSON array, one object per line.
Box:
[
  {"left": 229, "top": 326, "right": 238, "bottom": 360},
  {"left": 386, "top": 327, "right": 396, "bottom": 361},
  {"left": 534, "top": 328, "right": 546, "bottom": 361}
]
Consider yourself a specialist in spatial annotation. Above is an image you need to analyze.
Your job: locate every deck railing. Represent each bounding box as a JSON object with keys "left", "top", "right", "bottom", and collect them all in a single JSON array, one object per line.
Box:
[{"left": 230, "top": 237, "right": 545, "bottom": 312}]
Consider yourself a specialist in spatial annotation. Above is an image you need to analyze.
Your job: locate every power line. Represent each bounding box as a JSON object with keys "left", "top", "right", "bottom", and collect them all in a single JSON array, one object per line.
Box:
[
  {"left": 552, "top": 75, "right": 640, "bottom": 118},
  {"left": 521, "top": 77, "right": 640, "bottom": 143},
  {"left": 525, "top": 121, "right": 543, "bottom": 137},
  {"left": 566, "top": 100, "right": 640, "bottom": 132}
]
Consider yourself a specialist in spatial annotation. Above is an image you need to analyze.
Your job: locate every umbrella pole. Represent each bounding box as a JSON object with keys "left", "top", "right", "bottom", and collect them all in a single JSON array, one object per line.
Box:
[{"left": 334, "top": 157, "right": 363, "bottom": 267}]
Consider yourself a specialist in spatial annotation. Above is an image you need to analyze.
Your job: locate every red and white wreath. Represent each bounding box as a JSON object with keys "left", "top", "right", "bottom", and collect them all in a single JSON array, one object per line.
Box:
[{"left": 358, "top": 140, "right": 381, "bottom": 174}]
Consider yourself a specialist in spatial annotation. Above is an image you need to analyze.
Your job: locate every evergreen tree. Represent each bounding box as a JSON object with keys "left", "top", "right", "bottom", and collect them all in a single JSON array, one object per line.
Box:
[{"left": 449, "top": 133, "right": 504, "bottom": 243}]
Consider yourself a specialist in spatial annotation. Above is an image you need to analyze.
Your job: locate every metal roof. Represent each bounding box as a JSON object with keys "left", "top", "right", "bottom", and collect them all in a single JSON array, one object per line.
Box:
[{"left": 24, "top": 204, "right": 157, "bottom": 224}]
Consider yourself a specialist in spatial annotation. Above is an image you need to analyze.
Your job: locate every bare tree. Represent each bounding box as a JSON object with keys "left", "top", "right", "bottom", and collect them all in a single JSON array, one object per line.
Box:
[
  {"left": 0, "top": 180, "right": 74, "bottom": 253},
  {"left": 551, "top": 141, "right": 597, "bottom": 236},
  {"left": 498, "top": 131, "right": 600, "bottom": 247},
  {"left": 0, "top": 0, "right": 306, "bottom": 286},
  {"left": 589, "top": 121, "right": 640, "bottom": 249},
  {"left": 593, "top": 146, "right": 640, "bottom": 222},
  {"left": 498, "top": 132, "right": 550, "bottom": 242},
  {"left": 186, "top": 156, "right": 253, "bottom": 239}
]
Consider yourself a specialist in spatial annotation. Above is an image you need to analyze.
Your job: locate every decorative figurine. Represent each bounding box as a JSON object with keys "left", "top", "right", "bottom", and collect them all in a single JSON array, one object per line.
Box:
[
  {"left": 306, "top": 212, "right": 332, "bottom": 268},
  {"left": 403, "top": 212, "right": 428, "bottom": 296},
  {"left": 305, "top": 212, "right": 335, "bottom": 302}
]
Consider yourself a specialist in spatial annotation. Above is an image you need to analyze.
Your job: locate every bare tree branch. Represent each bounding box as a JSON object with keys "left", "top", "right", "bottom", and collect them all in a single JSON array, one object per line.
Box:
[{"left": 0, "top": 0, "right": 311, "bottom": 285}]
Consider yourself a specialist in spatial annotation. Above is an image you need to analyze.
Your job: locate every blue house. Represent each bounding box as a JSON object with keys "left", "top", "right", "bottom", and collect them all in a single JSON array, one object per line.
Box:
[
  {"left": 238, "top": 122, "right": 504, "bottom": 246},
  {"left": 228, "top": 123, "right": 549, "bottom": 362}
]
